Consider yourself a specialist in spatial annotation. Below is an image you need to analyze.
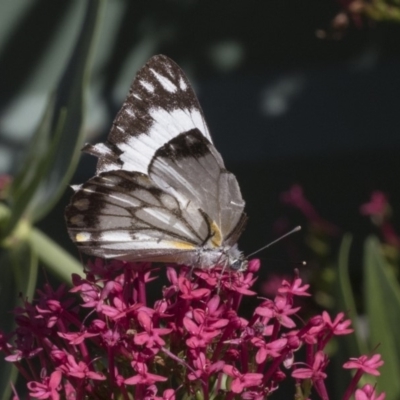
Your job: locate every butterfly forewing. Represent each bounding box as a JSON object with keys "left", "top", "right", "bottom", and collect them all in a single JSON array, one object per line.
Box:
[
  {"left": 85, "top": 55, "right": 211, "bottom": 175},
  {"left": 66, "top": 55, "right": 247, "bottom": 269}
]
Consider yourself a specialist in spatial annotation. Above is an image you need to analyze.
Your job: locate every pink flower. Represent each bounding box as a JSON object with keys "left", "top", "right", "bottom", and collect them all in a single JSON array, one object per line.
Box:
[
  {"left": 247, "top": 259, "right": 261, "bottom": 272},
  {"left": 125, "top": 362, "right": 167, "bottom": 385},
  {"left": 280, "top": 185, "right": 339, "bottom": 234},
  {"left": 58, "top": 329, "right": 99, "bottom": 345},
  {"left": 35, "top": 300, "right": 65, "bottom": 328},
  {"left": 134, "top": 311, "right": 172, "bottom": 348},
  {"left": 162, "top": 389, "right": 176, "bottom": 400},
  {"left": 241, "top": 390, "right": 269, "bottom": 400},
  {"left": 27, "top": 371, "right": 62, "bottom": 400},
  {"left": 223, "top": 365, "right": 263, "bottom": 393},
  {"left": 251, "top": 337, "right": 288, "bottom": 364},
  {"left": 298, "top": 316, "right": 325, "bottom": 345},
  {"left": 178, "top": 277, "right": 210, "bottom": 300},
  {"left": 355, "top": 384, "right": 386, "bottom": 400},
  {"left": 100, "top": 296, "right": 141, "bottom": 320},
  {"left": 221, "top": 269, "right": 257, "bottom": 295},
  {"left": 278, "top": 277, "right": 310, "bottom": 297},
  {"left": 70, "top": 279, "right": 100, "bottom": 308},
  {"left": 360, "top": 191, "right": 388, "bottom": 219},
  {"left": 256, "top": 296, "right": 300, "bottom": 329},
  {"left": 261, "top": 274, "right": 289, "bottom": 297},
  {"left": 4, "top": 326, "right": 43, "bottom": 362},
  {"left": 142, "top": 385, "right": 176, "bottom": 400},
  {"left": 292, "top": 351, "right": 328, "bottom": 380},
  {"left": 60, "top": 354, "right": 106, "bottom": 380},
  {"left": 322, "top": 311, "right": 353, "bottom": 336},
  {"left": 343, "top": 354, "right": 384, "bottom": 376},
  {"left": 183, "top": 316, "right": 221, "bottom": 349},
  {"left": 281, "top": 185, "right": 319, "bottom": 220},
  {"left": 187, "top": 352, "right": 224, "bottom": 380}
]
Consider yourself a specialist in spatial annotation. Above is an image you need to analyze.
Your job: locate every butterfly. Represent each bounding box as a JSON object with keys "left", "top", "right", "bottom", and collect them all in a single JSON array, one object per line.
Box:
[{"left": 65, "top": 55, "right": 248, "bottom": 271}]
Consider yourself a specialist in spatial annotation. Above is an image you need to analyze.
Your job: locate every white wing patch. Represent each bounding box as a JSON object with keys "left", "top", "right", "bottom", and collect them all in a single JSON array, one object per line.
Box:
[
  {"left": 150, "top": 68, "right": 177, "bottom": 93},
  {"left": 179, "top": 76, "right": 187, "bottom": 91},
  {"left": 140, "top": 80, "right": 155, "bottom": 93}
]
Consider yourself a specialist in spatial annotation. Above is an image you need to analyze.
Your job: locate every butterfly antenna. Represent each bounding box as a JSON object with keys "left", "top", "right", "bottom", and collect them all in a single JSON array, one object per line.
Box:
[{"left": 246, "top": 225, "right": 301, "bottom": 258}]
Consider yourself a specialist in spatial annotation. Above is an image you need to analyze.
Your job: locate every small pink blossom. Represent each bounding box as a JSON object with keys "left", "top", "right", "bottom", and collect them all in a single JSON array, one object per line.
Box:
[
  {"left": 278, "top": 277, "right": 310, "bottom": 297},
  {"left": 280, "top": 185, "right": 339, "bottom": 234},
  {"left": 100, "top": 296, "right": 142, "bottom": 320},
  {"left": 69, "top": 279, "right": 100, "bottom": 308},
  {"left": 261, "top": 274, "right": 289, "bottom": 297},
  {"left": 60, "top": 354, "right": 106, "bottom": 380},
  {"left": 292, "top": 351, "right": 328, "bottom": 380},
  {"left": 187, "top": 352, "right": 224, "bottom": 380},
  {"left": 178, "top": 277, "right": 210, "bottom": 300},
  {"left": 322, "top": 311, "right": 353, "bottom": 336},
  {"left": 183, "top": 316, "right": 220, "bottom": 348},
  {"left": 221, "top": 270, "right": 257, "bottom": 295},
  {"left": 125, "top": 362, "right": 167, "bottom": 385},
  {"left": 343, "top": 354, "right": 384, "bottom": 376},
  {"left": 355, "top": 384, "right": 386, "bottom": 400},
  {"left": 27, "top": 371, "right": 62, "bottom": 400},
  {"left": 134, "top": 311, "right": 172, "bottom": 348},
  {"left": 247, "top": 258, "right": 261, "bottom": 272},
  {"left": 256, "top": 295, "right": 300, "bottom": 328},
  {"left": 281, "top": 184, "right": 319, "bottom": 220},
  {"left": 251, "top": 337, "right": 288, "bottom": 364},
  {"left": 360, "top": 191, "right": 388, "bottom": 219},
  {"left": 58, "top": 330, "right": 99, "bottom": 345},
  {"left": 223, "top": 364, "right": 263, "bottom": 393},
  {"left": 162, "top": 389, "right": 176, "bottom": 400}
]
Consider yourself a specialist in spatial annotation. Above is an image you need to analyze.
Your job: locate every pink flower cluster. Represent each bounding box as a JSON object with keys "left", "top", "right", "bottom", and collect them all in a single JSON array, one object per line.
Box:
[{"left": 0, "top": 259, "right": 384, "bottom": 399}]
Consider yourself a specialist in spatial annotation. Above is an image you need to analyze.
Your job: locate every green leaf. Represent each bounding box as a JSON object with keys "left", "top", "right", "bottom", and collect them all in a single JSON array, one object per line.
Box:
[
  {"left": 337, "top": 233, "right": 366, "bottom": 356},
  {"left": 4, "top": 0, "right": 105, "bottom": 237},
  {"left": 0, "top": 241, "right": 38, "bottom": 400},
  {"left": 3, "top": 99, "right": 66, "bottom": 238},
  {"left": 329, "top": 234, "right": 365, "bottom": 399},
  {"left": 27, "top": 227, "right": 83, "bottom": 283},
  {"left": 364, "top": 236, "right": 400, "bottom": 399}
]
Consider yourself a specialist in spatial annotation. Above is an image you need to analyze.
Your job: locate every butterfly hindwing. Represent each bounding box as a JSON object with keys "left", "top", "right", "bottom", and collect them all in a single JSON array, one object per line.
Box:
[{"left": 65, "top": 169, "right": 214, "bottom": 261}]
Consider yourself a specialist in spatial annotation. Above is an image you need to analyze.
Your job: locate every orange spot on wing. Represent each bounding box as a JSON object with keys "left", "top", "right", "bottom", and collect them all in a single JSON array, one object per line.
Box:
[
  {"left": 166, "top": 241, "right": 197, "bottom": 250},
  {"left": 210, "top": 221, "right": 222, "bottom": 247}
]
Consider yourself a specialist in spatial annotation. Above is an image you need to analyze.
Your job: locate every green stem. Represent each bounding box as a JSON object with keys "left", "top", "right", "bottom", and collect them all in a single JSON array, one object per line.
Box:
[{"left": 28, "top": 227, "right": 83, "bottom": 283}]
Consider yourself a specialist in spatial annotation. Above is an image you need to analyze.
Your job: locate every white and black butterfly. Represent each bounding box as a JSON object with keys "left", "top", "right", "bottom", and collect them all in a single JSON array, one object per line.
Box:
[{"left": 65, "top": 55, "right": 248, "bottom": 271}]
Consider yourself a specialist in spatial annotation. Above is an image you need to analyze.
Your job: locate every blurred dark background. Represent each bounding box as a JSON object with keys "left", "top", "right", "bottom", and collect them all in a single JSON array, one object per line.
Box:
[{"left": 1, "top": 0, "right": 400, "bottom": 276}]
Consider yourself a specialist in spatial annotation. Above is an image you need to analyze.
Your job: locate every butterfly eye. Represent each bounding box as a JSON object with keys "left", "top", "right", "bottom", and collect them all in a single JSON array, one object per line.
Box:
[{"left": 230, "top": 259, "right": 245, "bottom": 271}]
